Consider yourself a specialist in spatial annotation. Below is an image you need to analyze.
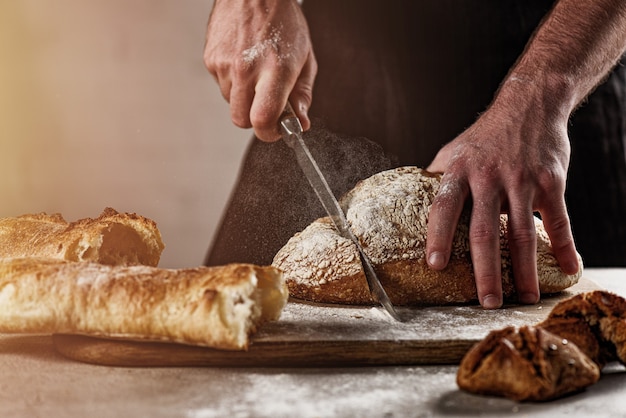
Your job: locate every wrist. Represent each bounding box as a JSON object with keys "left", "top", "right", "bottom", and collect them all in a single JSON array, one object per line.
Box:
[{"left": 492, "top": 70, "right": 576, "bottom": 128}]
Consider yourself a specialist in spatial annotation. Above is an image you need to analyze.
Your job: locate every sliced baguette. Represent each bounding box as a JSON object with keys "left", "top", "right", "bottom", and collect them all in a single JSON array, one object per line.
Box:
[
  {"left": 0, "top": 207, "right": 164, "bottom": 266},
  {"left": 0, "top": 258, "right": 287, "bottom": 349}
]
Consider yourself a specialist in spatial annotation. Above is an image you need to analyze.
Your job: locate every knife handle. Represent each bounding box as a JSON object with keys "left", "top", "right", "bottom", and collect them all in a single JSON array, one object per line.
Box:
[
  {"left": 279, "top": 102, "right": 303, "bottom": 149},
  {"left": 281, "top": 101, "right": 297, "bottom": 120}
]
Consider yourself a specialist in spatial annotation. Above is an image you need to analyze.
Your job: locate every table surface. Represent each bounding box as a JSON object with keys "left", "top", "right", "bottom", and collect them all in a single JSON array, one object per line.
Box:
[{"left": 0, "top": 268, "right": 624, "bottom": 418}]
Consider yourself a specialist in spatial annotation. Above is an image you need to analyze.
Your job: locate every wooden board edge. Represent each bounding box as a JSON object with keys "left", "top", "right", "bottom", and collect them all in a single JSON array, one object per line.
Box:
[{"left": 52, "top": 334, "right": 476, "bottom": 368}]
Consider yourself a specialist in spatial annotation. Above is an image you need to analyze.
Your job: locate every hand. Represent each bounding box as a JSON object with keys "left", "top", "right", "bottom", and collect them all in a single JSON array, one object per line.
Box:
[
  {"left": 204, "top": 0, "right": 317, "bottom": 141},
  {"left": 425, "top": 80, "right": 580, "bottom": 309}
]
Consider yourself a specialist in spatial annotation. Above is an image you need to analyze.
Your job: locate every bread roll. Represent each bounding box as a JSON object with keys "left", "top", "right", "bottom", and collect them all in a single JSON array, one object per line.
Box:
[
  {"left": 0, "top": 207, "right": 164, "bottom": 267},
  {"left": 538, "top": 290, "right": 626, "bottom": 366},
  {"left": 457, "top": 291, "right": 626, "bottom": 401},
  {"left": 273, "top": 167, "right": 582, "bottom": 305},
  {"left": 0, "top": 258, "right": 287, "bottom": 349},
  {"left": 456, "top": 325, "right": 600, "bottom": 402}
]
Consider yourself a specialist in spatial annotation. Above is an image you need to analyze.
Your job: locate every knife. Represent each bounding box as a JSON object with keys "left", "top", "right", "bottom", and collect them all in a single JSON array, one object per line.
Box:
[{"left": 279, "top": 102, "right": 403, "bottom": 321}]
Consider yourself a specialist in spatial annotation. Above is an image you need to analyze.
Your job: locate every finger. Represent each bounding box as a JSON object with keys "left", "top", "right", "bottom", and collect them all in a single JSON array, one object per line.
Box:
[
  {"left": 229, "top": 77, "right": 255, "bottom": 129},
  {"left": 224, "top": 54, "right": 260, "bottom": 129},
  {"left": 250, "top": 70, "right": 294, "bottom": 142},
  {"left": 426, "top": 175, "right": 469, "bottom": 270},
  {"left": 506, "top": 194, "right": 540, "bottom": 304},
  {"left": 426, "top": 146, "right": 454, "bottom": 174},
  {"left": 213, "top": 71, "right": 232, "bottom": 103},
  {"left": 539, "top": 196, "right": 580, "bottom": 275},
  {"left": 289, "top": 51, "right": 317, "bottom": 132},
  {"left": 469, "top": 192, "right": 503, "bottom": 309}
]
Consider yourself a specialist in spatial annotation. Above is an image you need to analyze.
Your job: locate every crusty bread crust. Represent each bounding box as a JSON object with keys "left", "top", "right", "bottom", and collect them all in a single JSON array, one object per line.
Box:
[
  {"left": 0, "top": 258, "right": 287, "bottom": 349},
  {"left": 457, "top": 290, "right": 626, "bottom": 401},
  {"left": 273, "top": 167, "right": 583, "bottom": 305},
  {"left": 539, "top": 290, "right": 626, "bottom": 366},
  {"left": 456, "top": 325, "right": 600, "bottom": 402},
  {"left": 0, "top": 207, "right": 165, "bottom": 267}
]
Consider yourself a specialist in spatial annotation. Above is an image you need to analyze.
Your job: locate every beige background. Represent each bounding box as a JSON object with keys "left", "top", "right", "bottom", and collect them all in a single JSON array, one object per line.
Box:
[{"left": 0, "top": 1, "right": 250, "bottom": 268}]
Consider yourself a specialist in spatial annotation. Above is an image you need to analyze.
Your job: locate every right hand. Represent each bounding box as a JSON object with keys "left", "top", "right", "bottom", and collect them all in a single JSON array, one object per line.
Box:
[{"left": 204, "top": 0, "right": 317, "bottom": 142}]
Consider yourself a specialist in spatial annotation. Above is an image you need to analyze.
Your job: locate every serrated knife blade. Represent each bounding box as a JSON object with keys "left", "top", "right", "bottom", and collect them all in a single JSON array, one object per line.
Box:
[{"left": 279, "top": 102, "right": 402, "bottom": 322}]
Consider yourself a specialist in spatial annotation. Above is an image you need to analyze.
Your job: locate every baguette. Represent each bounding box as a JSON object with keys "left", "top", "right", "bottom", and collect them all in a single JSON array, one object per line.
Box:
[
  {"left": 0, "top": 258, "right": 287, "bottom": 349},
  {"left": 273, "top": 167, "right": 583, "bottom": 305},
  {"left": 0, "top": 207, "right": 164, "bottom": 266}
]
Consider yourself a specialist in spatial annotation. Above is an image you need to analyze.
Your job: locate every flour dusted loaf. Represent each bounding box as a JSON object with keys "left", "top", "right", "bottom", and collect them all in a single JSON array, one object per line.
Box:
[
  {"left": 0, "top": 258, "right": 287, "bottom": 349},
  {"left": 273, "top": 167, "right": 583, "bottom": 305},
  {"left": 0, "top": 207, "right": 164, "bottom": 266}
]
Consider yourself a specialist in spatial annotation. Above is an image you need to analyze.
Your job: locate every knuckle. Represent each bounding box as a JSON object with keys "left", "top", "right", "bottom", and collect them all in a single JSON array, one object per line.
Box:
[
  {"left": 202, "top": 50, "right": 214, "bottom": 71},
  {"left": 232, "top": 57, "right": 253, "bottom": 79},
  {"left": 203, "top": 51, "right": 225, "bottom": 75},
  {"left": 295, "top": 88, "right": 313, "bottom": 107},
  {"left": 250, "top": 110, "right": 276, "bottom": 132},
  {"left": 549, "top": 231, "right": 575, "bottom": 254},
  {"left": 507, "top": 226, "right": 537, "bottom": 247},
  {"left": 477, "top": 165, "right": 501, "bottom": 183},
  {"left": 548, "top": 214, "right": 570, "bottom": 234},
  {"left": 469, "top": 225, "right": 498, "bottom": 244},
  {"left": 536, "top": 167, "right": 566, "bottom": 193},
  {"left": 544, "top": 212, "right": 572, "bottom": 242},
  {"left": 474, "top": 273, "right": 501, "bottom": 287}
]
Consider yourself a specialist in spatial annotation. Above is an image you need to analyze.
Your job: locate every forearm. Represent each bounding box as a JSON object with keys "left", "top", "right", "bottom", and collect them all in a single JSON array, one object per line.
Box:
[{"left": 498, "top": 0, "right": 626, "bottom": 119}]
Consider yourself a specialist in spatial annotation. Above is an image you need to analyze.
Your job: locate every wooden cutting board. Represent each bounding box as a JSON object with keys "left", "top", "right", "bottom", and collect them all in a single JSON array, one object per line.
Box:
[{"left": 53, "top": 278, "right": 600, "bottom": 367}]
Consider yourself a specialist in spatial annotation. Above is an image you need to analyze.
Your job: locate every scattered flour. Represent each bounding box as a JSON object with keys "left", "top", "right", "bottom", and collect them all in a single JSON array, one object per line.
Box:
[{"left": 242, "top": 24, "right": 291, "bottom": 66}]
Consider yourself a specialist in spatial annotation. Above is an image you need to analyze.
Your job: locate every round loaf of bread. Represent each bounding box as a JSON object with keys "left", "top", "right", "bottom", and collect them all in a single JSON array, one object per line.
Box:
[{"left": 272, "top": 167, "right": 583, "bottom": 305}]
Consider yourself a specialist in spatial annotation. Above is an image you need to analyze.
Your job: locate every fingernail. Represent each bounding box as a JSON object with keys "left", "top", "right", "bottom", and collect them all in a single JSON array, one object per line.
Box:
[
  {"left": 298, "top": 101, "right": 308, "bottom": 115},
  {"left": 564, "top": 260, "right": 579, "bottom": 275},
  {"left": 482, "top": 294, "right": 502, "bottom": 310},
  {"left": 428, "top": 252, "right": 446, "bottom": 269},
  {"left": 519, "top": 292, "right": 539, "bottom": 305},
  {"left": 293, "top": 102, "right": 309, "bottom": 130}
]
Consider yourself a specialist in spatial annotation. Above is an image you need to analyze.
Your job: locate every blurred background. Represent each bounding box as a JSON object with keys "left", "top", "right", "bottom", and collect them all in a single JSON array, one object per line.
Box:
[{"left": 0, "top": 0, "right": 249, "bottom": 268}]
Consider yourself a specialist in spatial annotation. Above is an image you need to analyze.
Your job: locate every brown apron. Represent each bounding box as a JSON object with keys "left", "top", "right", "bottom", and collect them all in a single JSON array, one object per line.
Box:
[{"left": 206, "top": 0, "right": 626, "bottom": 267}]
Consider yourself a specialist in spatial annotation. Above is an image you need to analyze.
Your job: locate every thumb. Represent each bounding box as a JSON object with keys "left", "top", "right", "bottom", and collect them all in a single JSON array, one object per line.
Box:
[{"left": 427, "top": 148, "right": 451, "bottom": 173}]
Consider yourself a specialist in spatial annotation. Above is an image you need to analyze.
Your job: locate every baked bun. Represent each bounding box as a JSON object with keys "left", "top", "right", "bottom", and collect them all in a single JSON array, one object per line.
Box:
[
  {"left": 456, "top": 325, "right": 600, "bottom": 402},
  {"left": 457, "top": 290, "right": 626, "bottom": 402},
  {"left": 273, "top": 167, "right": 582, "bottom": 305},
  {"left": 0, "top": 258, "right": 287, "bottom": 349},
  {"left": 0, "top": 207, "right": 164, "bottom": 266},
  {"left": 538, "top": 290, "right": 626, "bottom": 366}
]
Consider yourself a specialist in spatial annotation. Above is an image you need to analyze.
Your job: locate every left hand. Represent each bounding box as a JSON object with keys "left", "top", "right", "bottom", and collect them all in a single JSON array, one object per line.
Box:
[{"left": 425, "top": 81, "right": 580, "bottom": 309}]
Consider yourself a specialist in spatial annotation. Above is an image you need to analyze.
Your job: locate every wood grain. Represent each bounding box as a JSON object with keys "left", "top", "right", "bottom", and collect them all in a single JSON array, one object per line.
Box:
[{"left": 53, "top": 278, "right": 601, "bottom": 367}]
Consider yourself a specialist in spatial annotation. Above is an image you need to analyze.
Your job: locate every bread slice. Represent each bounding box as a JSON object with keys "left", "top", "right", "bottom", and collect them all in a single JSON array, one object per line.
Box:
[
  {"left": 273, "top": 167, "right": 583, "bottom": 305},
  {"left": 0, "top": 258, "right": 287, "bottom": 349},
  {"left": 0, "top": 207, "right": 164, "bottom": 266}
]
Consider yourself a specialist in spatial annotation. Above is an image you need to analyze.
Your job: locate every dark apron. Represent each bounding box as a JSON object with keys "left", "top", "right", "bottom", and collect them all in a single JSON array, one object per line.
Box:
[{"left": 205, "top": 0, "right": 626, "bottom": 267}]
